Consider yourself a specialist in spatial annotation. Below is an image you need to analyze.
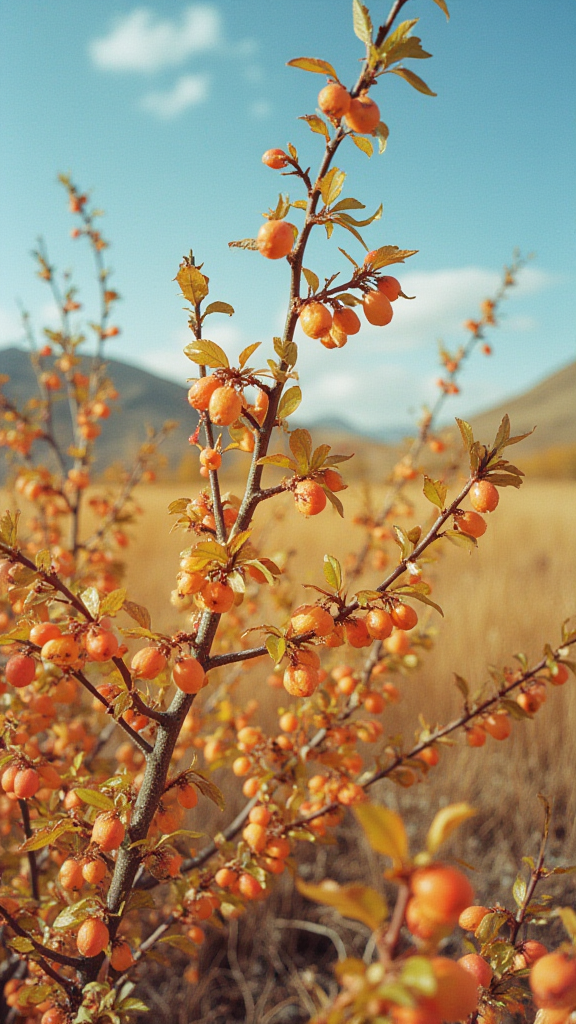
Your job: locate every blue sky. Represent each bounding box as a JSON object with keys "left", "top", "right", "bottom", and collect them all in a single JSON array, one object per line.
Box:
[{"left": 0, "top": 0, "right": 574, "bottom": 434}]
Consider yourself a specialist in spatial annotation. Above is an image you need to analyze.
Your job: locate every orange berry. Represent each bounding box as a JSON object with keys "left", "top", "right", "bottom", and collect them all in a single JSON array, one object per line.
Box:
[
  {"left": 405, "top": 897, "right": 450, "bottom": 941},
  {"left": 344, "top": 617, "right": 371, "bottom": 648},
  {"left": 458, "top": 905, "right": 490, "bottom": 931},
  {"left": 484, "top": 712, "right": 511, "bottom": 740},
  {"left": 411, "top": 865, "right": 475, "bottom": 924},
  {"left": 77, "top": 918, "right": 109, "bottom": 958},
  {"left": 172, "top": 657, "right": 206, "bottom": 694},
  {"left": 514, "top": 940, "right": 548, "bottom": 969},
  {"left": 291, "top": 604, "right": 334, "bottom": 638},
  {"left": 110, "top": 940, "right": 135, "bottom": 972},
  {"left": 470, "top": 480, "right": 499, "bottom": 513},
  {"left": 362, "top": 290, "right": 393, "bottom": 326},
  {"left": 344, "top": 94, "right": 380, "bottom": 134},
  {"left": 29, "top": 622, "right": 62, "bottom": 646},
  {"left": 232, "top": 756, "right": 252, "bottom": 776},
  {"left": 177, "top": 571, "right": 206, "bottom": 596},
  {"left": 85, "top": 630, "right": 119, "bottom": 662},
  {"left": 299, "top": 302, "right": 333, "bottom": 339},
  {"left": 249, "top": 805, "right": 272, "bottom": 826},
  {"left": 530, "top": 951, "right": 576, "bottom": 1010},
  {"left": 391, "top": 999, "right": 442, "bottom": 1024},
  {"left": 458, "top": 953, "right": 493, "bottom": 988},
  {"left": 13, "top": 767, "right": 40, "bottom": 799},
  {"left": 198, "top": 579, "right": 235, "bottom": 614},
  {"left": 238, "top": 873, "right": 263, "bottom": 900},
  {"left": 262, "top": 148, "right": 289, "bottom": 169},
  {"left": 257, "top": 220, "right": 295, "bottom": 260},
  {"left": 131, "top": 646, "right": 166, "bottom": 679},
  {"left": 318, "top": 82, "right": 351, "bottom": 118},
  {"left": 208, "top": 386, "right": 243, "bottom": 426},
  {"left": 199, "top": 448, "right": 222, "bottom": 471},
  {"left": 82, "top": 859, "right": 107, "bottom": 885},
  {"left": 187, "top": 925, "right": 206, "bottom": 945},
  {"left": 187, "top": 375, "right": 221, "bottom": 410},
  {"left": 243, "top": 822, "right": 268, "bottom": 853},
  {"left": 550, "top": 664, "right": 569, "bottom": 686},
  {"left": 466, "top": 724, "right": 487, "bottom": 747},
  {"left": 215, "top": 867, "right": 238, "bottom": 888},
  {"left": 40, "top": 1010, "right": 67, "bottom": 1024},
  {"left": 293, "top": 479, "right": 327, "bottom": 517},
  {"left": 59, "top": 858, "right": 84, "bottom": 891},
  {"left": 390, "top": 603, "right": 418, "bottom": 631},
  {"left": 91, "top": 813, "right": 125, "bottom": 852},
  {"left": 41, "top": 636, "right": 80, "bottom": 666},
  {"left": 416, "top": 745, "right": 440, "bottom": 767},
  {"left": 6, "top": 654, "right": 36, "bottom": 687},
  {"left": 279, "top": 712, "right": 298, "bottom": 733},
  {"left": 377, "top": 275, "right": 401, "bottom": 301},
  {"left": 283, "top": 665, "right": 319, "bottom": 697},
  {"left": 322, "top": 468, "right": 346, "bottom": 492},
  {"left": 177, "top": 783, "right": 199, "bottom": 809},
  {"left": 242, "top": 777, "right": 260, "bottom": 798},
  {"left": 366, "top": 608, "right": 393, "bottom": 640},
  {"left": 265, "top": 836, "right": 290, "bottom": 859},
  {"left": 457, "top": 511, "right": 487, "bottom": 538},
  {"left": 431, "top": 957, "right": 480, "bottom": 1021},
  {"left": 333, "top": 307, "right": 361, "bottom": 335}
]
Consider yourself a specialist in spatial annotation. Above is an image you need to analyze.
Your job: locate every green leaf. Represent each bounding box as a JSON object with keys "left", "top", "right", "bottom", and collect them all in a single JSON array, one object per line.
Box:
[
  {"left": 401, "top": 956, "right": 438, "bottom": 997},
  {"left": 9, "top": 936, "right": 35, "bottom": 954},
  {"left": 238, "top": 342, "right": 261, "bottom": 368},
  {"left": 123, "top": 601, "right": 151, "bottom": 631},
  {"left": 203, "top": 301, "right": 234, "bottom": 318},
  {"left": 18, "top": 819, "right": 76, "bottom": 852},
  {"left": 512, "top": 874, "right": 527, "bottom": 907},
  {"left": 297, "top": 879, "right": 387, "bottom": 931},
  {"left": 443, "top": 529, "right": 478, "bottom": 550},
  {"left": 299, "top": 114, "right": 330, "bottom": 140},
  {"left": 426, "top": 803, "right": 476, "bottom": 854},
  {"left": 323, "top": 554, "right": 342, "bottom": 592},
  {"left": 53, "top": 898, "right": 102, "bottom": 931},
  {"left": 336, "top": 203, "right": 382, "bottom": 227},
  {"left": 0, "top": 509, "right": 20, "bottom": 546},
  {"left": 332, "top": 198, "right": 366, "bottom": 212},
  {"left": 278, "top": 386, "right": 302, "bottom": 420},
  {"left": 351, "top": 135, "right": 373, "bottom": 157},
  {"left": 256, "top": 453, "right": 296, "bottom": 470},
  {"left": 374, "top": 122, "right": 390, "bottom": 154},
  {"left": 393, "top": 525, "right": 413, "bottom": 560},
  {"left": 422, "top": 475, "right": 447, "bottom": 510},
  {"left": 158, "top": 934, "right": 199, "bottom": 955},
  {"left": 266, "top": 634, "right": 286, "bottom": 666},
  {"left": 476, "top": 911, "right": 508, "bottom": 944},
  {"left": 74, "top": 788, "right": 115, "bottom": 811},
  {"left": 0, "top": 624, "right": 31, "bottom": 646},
  {"left": 183, "top": 339, "right": 229, "bottom": 369},
  {"left": 352, "top": 0, "right": 373, "bottom": 44},
  {"left": 81, "top": 586, "right": 101, "bottom": 619},
  {"left": 484, "top": 473, "right": 523, "bottom": 489},
  {"left": 353, "top": 802, "right": 409, "bottom": 865},
  {"left": 302, "top": 267, "right": 319, "bottom": 293},
  {"left": 389, "top": 67, "right": 437, "bottom": 96},
  {"left": 35, "top": 548, "right": 51, "bottom": 571},
  {"left": 557, "top": 907, "right": 576, "bottom": 940},
  {"left": 333, "top": 218, "right": 367, "bottom": 249},
  {"left": 492, "top": 414, "right": 510, "bottom": 451},
  {"left": 320, "top": 168, "right": 346, "bottom": 206},
  {"left": 431, "top": 0, "right": 450, "bottom": 19},
  {"left": 228, "top": 529, "right": 252, "bottom": 557},
  {"left": 287, "top": 57, "right": 340, "bottom": 80},
  {"left": 100, "top": 588, "right": 126, "bottom": 617},
  {"left": 289, "top": 428, "right": 312, "bottom": 474},
  {"left": 175, "top": 266, "right": 209, "bottom": 305},
  {"left": 455, "top": 417, "right": 474, "bottom": 452},
  {"left": 363, "top": 245, "right": 418, "bottom": 270},
  {"left": 336, "top": 290, "right": 361, "bottom": 304}
]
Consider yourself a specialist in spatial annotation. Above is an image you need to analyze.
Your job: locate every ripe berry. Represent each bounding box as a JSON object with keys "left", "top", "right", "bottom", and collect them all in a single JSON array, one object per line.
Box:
[
  {"left": 466, "top": 724, "right": 487, "bottom": 747},
  {"left": 262, "top": 148, "right": 289, "bottom": 169},
  {"left": 85, "top": 630, "right": 119, "bottom": 662},
  {"left": 59, "top": 859, "right": 84, "bottom": 891},
  {"left": 344, "top": 617, "right": 371, "bottom": 648},
  {"left": 242, "top": 822, "right": 267, "bottom": 852},
  {"left": 279, "top": 712, "right": 298, "bottom": 733},
  {"left": 293, "top": 479, "right": 327, "bottom": 517},
  {"left": 13, "top": 767, "right": 40, "bottom": 799},
  {"left": 363, "top": 290, "right": 393, "bottom": 326},
  {"left": 238, "top": 873, "right": 263, "bottom": 900},
  {"left": 364, "top": 692, "right": 385, "bottom": 714},
  {"left": 514, "top": 940, "right": 548, "bottom": 969},
  {"left": 291, "top": 605, "right": 334, "bottom": 637},
  {"left": 377, "top": 276, "right": 401, "bottom": 301},
  {"left": 458, "top": 905, "right": 490, "bottom": 931},
  {"left": 431, "top": 957, "right": 480, "bottom": 1021},
  {"left": 344, "top": 95, "right": 380, "bottom": 133},
  {"left": 257, "top": 220, "right": 295, "bottom": 260},
  {"left": 198, "top": 580, "right": 235, "bottom": 614},
  {"left": 318, "top": 82, "right": 351, "bottom": 118},
  {"left": 91, "top": 813, "right": 125, "bottom": 852},
  {"left": 131, "top": 646, "right": 166, "bottom": 679},
  {"left": 172, "top": 657, "right": 206, "bottom": 694},
  {"left": 6, "top": 654, "right": 36, "bottom": 688},
  {"left": 187, "top": 376, "right": 221, "bottom": 410},
  {"left": 41, "top": 636, "right": 80, "bottom": 666},
  {"left": 411, "top": 864, "right": 475, "bottom": 924},
  {"left": 550, "top": 663, "right": 569, "bottom": 686},
  {"left": 299, "top": 302, "right": 333, "bottom": 339},
  {"left": 77, "top": 917, "right": 109, "bottom": 958},
  {"left": 29, "top": 622, "right": 62, "bottom": 646},
  {"left": 470, "top": 480, "right": 499, "bottom": 513},
  {"left": 530, "top": 951, "right": 576, "bottom": 1010},
  {"left": 483, "top": 713, "right": 511, "bottom": 740},
  {"left": 177, "top": 783, "right": 198, "bottom": 809},
  {"left": 458, "top": 953, "right": 493, "bottom": 988},
  {"left": 82, "top": 859, "right": 107, "bottom": 885},
  {"left": 110, "top": 940, "right": 135, "bottom": 972},
  {"left": 390, "top": 603, "right": 418, "bottom": 631},
  {"left": 457, "top": 511, "right": 487, "bottom": 538},
  {"left": 199, "top": 448, "right": 222, "bottom": 471},
  {"left": 322, "top": 468, "right": 346, "bottom": 492},
  {"left": 333, "top": 307, "right": 361, "bottom": 335},
  {"left": 283, "top": 665, "right": 319, "bottom": 697},
  {"left": 366, "top": 608, "right": 393, "bottom": 640},
  {"left": 208, "top": 386, "right": 243, "bottom": 426}
]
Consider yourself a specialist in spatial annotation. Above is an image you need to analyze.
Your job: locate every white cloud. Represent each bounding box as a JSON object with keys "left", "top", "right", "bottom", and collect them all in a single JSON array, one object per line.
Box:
[
  {"left": 140, "top": 74, "right": 209, "bottom": 117},
  {"left": 249, "top": 99, "right": 272, "bottom": 119},
  {"left": 0, "top": 305, "right": 25, "bottom": 345},
  {"left": 89, "top": 5, "right": 221, "bottom": 73}
]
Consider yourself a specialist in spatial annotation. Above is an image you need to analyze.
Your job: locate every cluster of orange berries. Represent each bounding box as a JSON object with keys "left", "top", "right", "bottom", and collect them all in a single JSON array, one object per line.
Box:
[
  {"left": 187, "top": 375, "right": 268, "bottom": 462},
  {"left": 296, "top": 274, "right": 400, "bottom": 351}
]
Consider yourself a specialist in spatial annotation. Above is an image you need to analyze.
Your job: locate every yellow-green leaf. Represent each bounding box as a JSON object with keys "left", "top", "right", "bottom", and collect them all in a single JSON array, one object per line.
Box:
[
  {"left": 289, "top": 428, "right": 312, "bottom": 474},
  {"left": 203, "top": 301, "right": 234, "bottom": 318},
  {"left": 323, "top": 554, "right": 342, "bottom": 592},
  {"left": 278, "top": 386, "right": 302, "bottom": 420},
  {"left": 297, "top": 879, "right": 387, "bottom": 931},
  {"left": 183, "top": 339, "right": 229, "bottom": 369},
  {"left": 426, "top": 803, "right": 476, "bottom": 855},
  {"left": 557, "top": 906, "right": 576, "bottom": 941},
  {"left": 100, "top": 587, "right": 126, "bottom": 617},
  {"left": 431, "top": 0, "right": 450, "bottom": 19},
  {"left": 423, "top": 475, "right": 447, "bottom": 510},
  {"left": 176, "top": 265, "right": 209, "bottom": 305},
  {"left": 354, "top": 802, "right": 409, "bottom": 865},
  {"left": 302, "top": 267, "right": 320, "bottom": 293},
  {"left": 375, "top": 122, "right": 390, "bottom": 154},
  {"left": 299, "top": 114, "right": 330, "bottom": 140},
  {"left": 390, "top": 67, "right": 437, "bottom": 97},
  {"left": 74, "top": 788, "right": 116, "bottom": 811},
  {"left": 364, "top": 245, "right": 418, "bottom": 270},
  {"left": 287, "top": 57, "right": 339, "bottom": 80},
  {"left": 351, "top": 135, "right": 373, "bottom": 157},
  {"left": 320, "top": 168, "right": 346, "bottom": 206},
  {"left": 352, "top": 0, "right": 373, "bottom": 44},
  {"left": 238, "top": 342, "right": 261, "bottom": 368}
]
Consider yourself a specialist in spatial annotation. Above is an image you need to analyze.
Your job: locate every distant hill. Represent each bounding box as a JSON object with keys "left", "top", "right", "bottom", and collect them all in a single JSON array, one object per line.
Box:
[{"left": 1, "top": 347, "right": 574, "bottom": 480}]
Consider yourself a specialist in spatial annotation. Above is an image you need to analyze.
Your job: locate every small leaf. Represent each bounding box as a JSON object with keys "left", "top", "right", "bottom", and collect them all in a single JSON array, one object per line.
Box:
[
  {"left": 123, "top": 601, "right": 151, "bottom": 631},
  {"left": 289, "top": 428, "right": 313, "bottom": 474},
  {"left": 323, "top": 487, "right": 345, "bottom": 518},
  {"left": 454, "top": 673, "right": 469, "bottom": 699},
  {"left": 363, "top": 245, "right": 418, "bottom": 270},
  {"left": 74, "top": 788, "right": 115, "bottom": 811},
  {"left": 302, "top": 267, "right": 320, "bottom": 293},
  {"left": 238, "top": 342, "right": 261, "bottom": 368},
  {"left": 389, "top": 67, "right": 436, "bottom": 96},
  {"left": 35, "top": 548, "right": 51, "bottom": 571},
  {"left": 158, "top": 934, "right": 199, "bottom": 954},
  {"left": 512, "top": 874, "right": 527, "bottom": 907},
  {"left": 297, "top": 879, "right": 387, "bottom": 931},
  {"left": 332, "top": 199, "right": 366, "bottom": 212},
  {"left": 426, "top": 803, "right": 476, "bottom": 855},
  {"left": 352, "top": 0, "right": 373, "bottom": 44},
  {"left": 266, "top": 634, "right": 286, "bottom": 666},
  {"left": 52, "top": 898, "right": 102, "bottom": 931},
  {"left": 185, "top": 771, "right": 225, "bottom": 811},
  {"left": 278, "top": 386, "right": 302, "bottom": 420},
  {"left": 422, "top": 476, "right": 447, "bottom": 510},
  {"left": 287, "top": 57, "right": 340, "bottom": 80},
  {"left": 476, "top": 911, "right": 508, "bottom": 944},
  {"left": 203, "top": 301, "right": 234, "bottom": 318},
  {"left": 9, "top": 936, "right": 35, "bottom": 953},
  {"left": 183, "top": 339, "right": 229, "bottom": 369},
  {"left": 320, "top": 168, "right": 346, "bottom": 206},
  {"left": 431, "top": 0, "right": 450, "bottom": 19},
  {"left": 19, "top": 819, "right": 76, "bottom": 852},
  {"left": 100, "top": 588, "right": 126, "bottom": 617},
  {"left": 299, "top": 114, "right": 330, "bottom": 140},
  {"left": 176, "top": 266, "right": 209, "bottom": 305},
  {"left": 256, "top": 453, "right": 296, "bottom": 470},
  {"left": 455, "top": 417, "right": 474, "bottom": 452},
  {"left": 353, "top": 802, "right": 409, "bottom": 865},
  {"left": 444, "top": 529, "right": 478, "bottom": 550},
  {"left": 351, "top": 135, "right": 374, "bottom": 157},
  {"left": 81, "top": 586, "right": 100, "bottom": 619},
  {"left": 323, "top": 554, "right": 342, "bottom": 592},
  {"left": 401, "top": 956, "right": 437, "bottom": 997}
]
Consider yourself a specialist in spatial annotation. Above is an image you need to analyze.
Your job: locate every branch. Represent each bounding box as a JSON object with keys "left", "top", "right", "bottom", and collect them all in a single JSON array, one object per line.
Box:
[
  {"left": 0, "top": 904, "right": 82, "bottom": 969},
  {"left": 18, "top": 801, "right": 40, "bottom": 902}
]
